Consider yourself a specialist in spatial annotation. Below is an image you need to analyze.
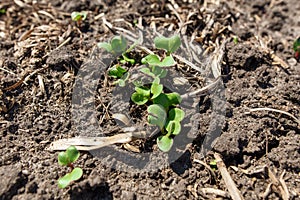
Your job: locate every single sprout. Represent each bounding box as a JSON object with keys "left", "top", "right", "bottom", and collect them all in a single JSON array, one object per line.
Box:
[
  {"left": 293, "top": 37, "right": 300, "bottom": 60},
  {"left": 209, "top": 159, "right": 217, "bottom": 171},
  {"left": 108, "top": 65, "right": 127, "bottom": 79},
  {"left": 233, "top": 36, "right": 239, "bottom": 44},
  {"left": 57, "top": 146, "right": 83, "bottom": 189},
  {"left": 71, "top": 11, "right": 87, "bottom": 22},
  {"left": 99, "top": 36, "right": 136, "bottom": 87},
  {"left": 0, "top": 8, "right": 6, "bottom": 14},
  {"left": 98, "top": 35, "right": 128, "bottom": 55}
]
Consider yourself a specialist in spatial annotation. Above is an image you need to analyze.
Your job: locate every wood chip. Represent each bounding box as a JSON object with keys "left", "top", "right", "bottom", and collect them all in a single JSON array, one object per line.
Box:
[
  {"left": 214, "top": 153, "right": 244, "bottom": 200},
  {"left": 199, "top": 187, "right": 230, "bottom": 198}
]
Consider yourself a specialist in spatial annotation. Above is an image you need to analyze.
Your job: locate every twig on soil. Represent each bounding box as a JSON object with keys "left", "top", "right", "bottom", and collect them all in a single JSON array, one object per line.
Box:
[
  {"left": 245, "top": 107, "right": 300, "bottom": 126},
  {"left": 47, "top": 129, "right": 146, "bottom": 151},
  {"left": 181, "top": 76, "right": 222, "bottom": 99},
  {"left": 0, "top": 67, "right": 17, "bottom": 76},
  {"left": 166, "top": 3, "right": 183, "bottom": 34},
  {"left": 199, "top": 187, "right": 230, "bottom": 198},
  {"left": 268, "top": 168, "right": 289, "bottom": 200},
  {"left": 214, "top": 153, "right": 244, "bottom": 200},
  {"left": 42, "top": 37, "right": 71, "bottom": 59},
  {"left": 194, "top": 159, "right": 217, "bottom": 181},
  {"left": 173, "top": 54, "right": 204, "bottom": 73},
  {"left": 112, "top": 113, "right": 131, "bottom": 125},
  {"left": 262, "top": 183, "right": 273, "bottom": 199},
  {"left": 257, "top": 36, "right": 289, "bottom": 69},
  {"left": 37, "top": 75, "right": 46, "bottom": 96},
  {"left": 23, "top": 66, "right": 49, "bottom": 84},
  {"left": 18, "top": 26, "right": 34, "bottom": 41},
  {"left": 3, "top": 71, "right": 30, "bottom": 91},
  {"left": 279, "top": 170, "right": 290, "bottom": 200}
]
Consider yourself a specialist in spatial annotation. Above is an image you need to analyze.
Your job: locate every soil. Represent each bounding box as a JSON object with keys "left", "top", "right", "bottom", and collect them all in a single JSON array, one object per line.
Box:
[{"left": 0, "top": 0, "right": 299, "bottom": 199}]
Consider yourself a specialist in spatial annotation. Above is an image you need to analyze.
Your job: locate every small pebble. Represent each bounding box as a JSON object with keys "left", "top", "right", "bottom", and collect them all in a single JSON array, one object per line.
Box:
[
  {"left": 287, "top": 58, "right": 297, "bottom": 66},
  {"left": 22, "top": 170, "right": 29, "bottom": 175}
]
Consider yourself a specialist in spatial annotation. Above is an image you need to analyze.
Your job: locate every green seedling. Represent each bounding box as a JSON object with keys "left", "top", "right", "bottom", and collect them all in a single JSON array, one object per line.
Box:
[
  {"left": 108, "top": 64, "right": 130, "bottom": 87},
  {"left": 141, "top": 54, "right": 175, "bottom": 67},
  {"left": 108, "top": 65, "right": 127, "bottom": 79},
  {"left": 71, "top": 11, "right": 87, "bottom": 27},
  {"left": 293, "top": 37, "right": 300, "bottom": 60},
  {"left": 58, "top": 146, "right": 83, "bottom": 189},
  {"left": 154, "top": 35, "right": 181, "bottom": 55},
  {"left": 98, "top": 35, "right": 127, "bottom": 54},
  {"left": 233, "top": 36, "right": 239, "bottom": 45},
  {"left": 99, "top": 36, "right": 136, "bottom": 86},
  {"left": 140, "top": 66, "right": 167, "bottom": 78},
  {"left": 141, "top": 35, "right": 181, "bottom": 69},
  {"left": 209, "top": 159, "right": 217, "bottom": 171},
  {"left": 71, "top": 11, "right": 87, "bottom": 22},
  {"left": 130, "top": 35, "right": 185, "bottom": 152},
  {"left": 0, "top": 8, "right": 6, "bottom": 14},
  {"left": 114, "top": 71, "right": 130, "bottom": 87}
]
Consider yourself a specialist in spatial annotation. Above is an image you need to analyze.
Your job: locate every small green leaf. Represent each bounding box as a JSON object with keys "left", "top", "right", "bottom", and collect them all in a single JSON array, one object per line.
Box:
[
  {"left": 140, "top": 67, "right": 155, "bottom": 77},
  {"left": 166, "top": 92, "right": 182, "bottom": 105},
  {"left": 233, "top": 36, "right": 239, "bottom": 45},
  {"left": 97, "top": 42, "right": 112, "bottom": 52},
  {"left": 133, "top": 80, "right": 144, "bottom": 87},
  {"left": 121, "top": 53, "right": 135, "bottom": 64},
  {"left": 151, "top": 83, "right": 163, "bottom": 99},
  {"left": 0, "top": 8, "right": 6, "bottom": 14},
  {"left": 131, "top": 92, "right": 149, "bottom": 105},
  {"left": 210, "top": 160, "right": 217, "bottom": 167},
  {"left": 159, "top": 55, "right": 175, "bottom": 67},
  {"left": 147, "top": 104, "right": 167, "bottom": 129},
  {"left": 58, "top": 168, "right": 83, "bottom": 189},
  {"left": 153, "top": 77, "right": 160, "bottom": 84},
  {"left": 293, "top": 37, "right": 300, "bottom": 52},
  {"left": 166, "top": 120, "right": 181, "bottom": 135},
  {"left": 71, "top": 11, "right": 87, "bottom": 21},
  {"left": 122, "top": 72, "right": 130, "bottom": 81},
  {"left": 209, "top": 160, "right": 217, "bottom": 171},
  {"left": 66, "top": 146, "right": 80, "bottom": 163},
  {"left": 114, "top": 72, "right": 130, "bottom": 87},
  {"left": 168, "top": 108, "right": 185, "bottom": 122},
  {"left": 58, "top": 174, "right": 72, "bottom": 189},
  {"left": 111, "top": 35, "right": 127, "bottom": 54},
  {"left": 154, "top": 35, "right": 181, "bottom": 53},
  {"left": 152, "top": 66, "right": 167, "bottom": 78},
  {"left": 58, "top": 152, "right": 69, "bottom": 166},
  {"left": 108, "top": 65, "right": 127, "bottom": 78},
  {"left": 157, "top": 135, "right": 173, "bottom": 152},
  {"left": 153, "top": 93, "right": 170, "bottom": 110},
  {"left": 135, "top": 86, "right": 150, "bottom": 97},
  {"left": 69, "top": 168, "right": 83, "bottom": 181},
  {"left": 141, "top": 54, "right": 161, "bottom": 66}
]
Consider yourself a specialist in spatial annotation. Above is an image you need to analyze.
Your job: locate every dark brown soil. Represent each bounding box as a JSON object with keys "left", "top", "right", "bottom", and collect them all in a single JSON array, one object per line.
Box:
[{"left": 0, "top": 0, "right": 299, "bottom": 199}]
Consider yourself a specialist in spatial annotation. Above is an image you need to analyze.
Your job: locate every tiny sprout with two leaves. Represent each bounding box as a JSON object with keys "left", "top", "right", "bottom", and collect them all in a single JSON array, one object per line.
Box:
[
  {"left": 58, "top": 146, "right": 83, "bottom": 189},
  {"left": 98, "top": 35, "right": 128, "bottom": 55},
  {"left": 71, "top": 11, "right": 87, "bottom": 22},
  {"left": 98, "top": 35, "right": 137, "bottom": 87}
]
